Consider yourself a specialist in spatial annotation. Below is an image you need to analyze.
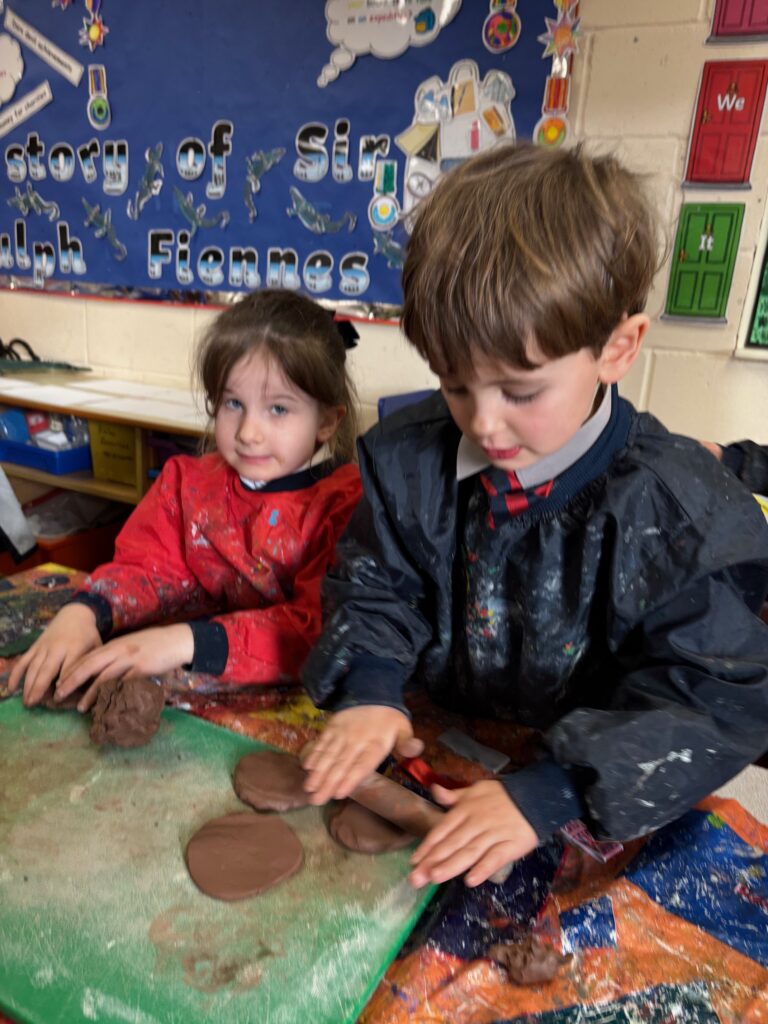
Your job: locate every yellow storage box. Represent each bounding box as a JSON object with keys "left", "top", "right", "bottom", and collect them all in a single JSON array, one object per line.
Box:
[{"left": 89, "top": 421, "right": 137, "bottom": 485}]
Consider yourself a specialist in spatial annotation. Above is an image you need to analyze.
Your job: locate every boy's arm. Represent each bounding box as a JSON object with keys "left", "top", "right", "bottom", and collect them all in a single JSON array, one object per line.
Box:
[
  {"left": 719, "top": 440, "right": 768, "bottom": 496},
  {"left": 302, "top": 442, "right": 435, "bottom": 711},
  {"left": 532, "top": 567, "right": 768, "bottom": 843}
]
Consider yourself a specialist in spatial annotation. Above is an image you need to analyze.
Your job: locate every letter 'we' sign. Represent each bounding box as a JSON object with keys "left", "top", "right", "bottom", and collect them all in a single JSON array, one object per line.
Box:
[{"left": 685, "top": 59, "right": 768, "bottom": 185}]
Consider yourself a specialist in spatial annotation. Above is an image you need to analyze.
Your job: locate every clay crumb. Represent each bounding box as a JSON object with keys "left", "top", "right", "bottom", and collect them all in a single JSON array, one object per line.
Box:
[{"left": 487, "top": 934, "right": 572, "bottom": 985}]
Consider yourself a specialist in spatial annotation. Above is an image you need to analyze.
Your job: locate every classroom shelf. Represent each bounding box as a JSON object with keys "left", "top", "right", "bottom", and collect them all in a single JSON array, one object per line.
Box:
[
  {"left": 0, "top": 371, "right": 205, "bottom": 506},
  {"left": 1, "top": 462, "right": 142, "bottom": 504}
]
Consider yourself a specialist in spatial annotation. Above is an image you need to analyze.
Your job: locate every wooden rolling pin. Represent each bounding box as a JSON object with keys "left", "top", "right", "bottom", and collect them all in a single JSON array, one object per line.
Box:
[
  {"left": 300, "top": 742, "right": 514, "bottom": 883},
  {"left": 348, "top": 769, "right": 514, "bottom": 885}
]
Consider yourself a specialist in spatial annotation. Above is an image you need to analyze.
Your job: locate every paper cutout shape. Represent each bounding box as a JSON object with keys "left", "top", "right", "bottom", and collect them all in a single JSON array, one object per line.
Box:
[
  {"left": 0, "top": 33, "right": 23, "bottom": 105},
  {"left": 664, "top": 202, "right": 744, "bottom": 321},
  {"left": 685, "top": 59, "right": 768, "bottom": 185},
  {"left": 318, "top": 0, "right": 462, "bottom": 87},
  {"left": 396, "top": 59, "right": 515, "bottom": 229}
]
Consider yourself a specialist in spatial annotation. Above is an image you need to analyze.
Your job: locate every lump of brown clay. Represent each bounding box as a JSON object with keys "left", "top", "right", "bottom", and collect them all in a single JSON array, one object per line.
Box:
[
  {"left": 487, "top": 935, "right": 572, "bottom": 985},
  {"left": 233, "top": 749, "right": 311, "bottom": 812},
  {"left": 185, "top": 811, "right": 303, "bottom": 900},
  {"left": 39, "top": 686, "right": 81, "bottom": 710},
  {"left": 327, "top": 800, "right": 416, "bottom": 854},
  {"left": 89, "top": 677, "right": 165, "bottom": 749}
]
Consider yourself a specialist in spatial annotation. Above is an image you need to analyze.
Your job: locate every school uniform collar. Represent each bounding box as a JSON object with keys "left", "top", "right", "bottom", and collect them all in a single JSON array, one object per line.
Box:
[
  {"left": 239, "top": 459, "right": 336, "bottom": 493},
  {"left": 456, "top": 384, "right": 612, "bottom": 487}
]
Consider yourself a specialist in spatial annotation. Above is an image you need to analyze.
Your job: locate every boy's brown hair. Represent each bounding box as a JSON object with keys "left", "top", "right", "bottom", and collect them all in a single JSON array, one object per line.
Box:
[
  {"left": 195, "top": 289, "right": 359, "bottom": 464},
  {"left": 402, "top": 142, "right": 662, "bottom": 374}
]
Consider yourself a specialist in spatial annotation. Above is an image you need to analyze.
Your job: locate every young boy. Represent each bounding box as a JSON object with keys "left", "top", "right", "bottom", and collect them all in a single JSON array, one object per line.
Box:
[{"left": 301, "top": 143, "right": 768, "bottom": 890}]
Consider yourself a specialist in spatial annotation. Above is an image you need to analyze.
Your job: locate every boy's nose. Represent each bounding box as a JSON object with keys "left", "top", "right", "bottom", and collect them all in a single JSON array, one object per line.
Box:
[{"left": 470, "top": 404, "right": 500, "bottom": 440}]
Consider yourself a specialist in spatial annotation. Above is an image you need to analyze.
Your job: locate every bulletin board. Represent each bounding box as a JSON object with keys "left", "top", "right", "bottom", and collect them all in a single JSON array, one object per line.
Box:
[{"left": 0, "top": 0, "right": 580, "bottom": 310}]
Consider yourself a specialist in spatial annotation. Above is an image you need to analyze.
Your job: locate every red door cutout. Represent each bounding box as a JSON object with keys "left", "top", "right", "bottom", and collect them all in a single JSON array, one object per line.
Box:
[
  {"left": 711, "top": 0, "right": 768, "bottom": 38},
  {"left": 686, "top": 60, "right": 768, "bottom": 184}
]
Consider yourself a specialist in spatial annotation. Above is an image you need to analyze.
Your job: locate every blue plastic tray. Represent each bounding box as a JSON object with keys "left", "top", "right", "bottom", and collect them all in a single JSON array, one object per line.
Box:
[{"left": 0, "top": 438, "right": 92, "bottom": 474}]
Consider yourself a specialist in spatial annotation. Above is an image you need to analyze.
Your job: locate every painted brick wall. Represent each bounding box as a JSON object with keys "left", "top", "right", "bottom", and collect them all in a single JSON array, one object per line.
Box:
[{"left": 0, "top": 0, "right": 765, "bottom": 441}]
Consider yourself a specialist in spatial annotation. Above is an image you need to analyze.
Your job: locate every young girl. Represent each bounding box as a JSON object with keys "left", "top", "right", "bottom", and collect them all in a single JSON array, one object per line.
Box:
[{"left": 9, "top": 290, "right": 362, "bottom": 710}]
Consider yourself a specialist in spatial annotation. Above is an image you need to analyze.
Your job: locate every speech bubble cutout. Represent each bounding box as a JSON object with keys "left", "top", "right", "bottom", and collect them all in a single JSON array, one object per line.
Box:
[
  {"left": 318, "top": 0, "right": 462, "bottom": 88},
  {"left": 0, "top": 34, "right": 24, "bottom": 105}
]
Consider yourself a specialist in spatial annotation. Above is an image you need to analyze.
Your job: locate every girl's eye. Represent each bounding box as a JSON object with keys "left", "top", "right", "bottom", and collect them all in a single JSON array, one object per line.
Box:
[
  {"left": 502, "top": 390, "right": 539, "bottom": 405},
  {"left": 223, "top": 397, "right": 242, "bottom": 411},
  {"left": 270, "top": 404, "right": 289, "bottom": 416}
]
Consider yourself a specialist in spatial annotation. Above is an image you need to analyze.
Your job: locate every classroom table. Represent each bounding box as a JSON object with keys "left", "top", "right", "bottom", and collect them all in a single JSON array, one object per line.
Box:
[{"left": 0, "top": 564, "right": 766, "bottom": 1024}]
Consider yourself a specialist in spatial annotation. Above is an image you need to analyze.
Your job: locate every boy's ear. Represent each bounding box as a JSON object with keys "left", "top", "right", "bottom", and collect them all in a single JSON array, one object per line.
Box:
[
  {"left": 316, "top": 404, "right": 346, "bottom": 444},
  {"left": 597, "top": 313, "right": 649, "bottom": 384}
]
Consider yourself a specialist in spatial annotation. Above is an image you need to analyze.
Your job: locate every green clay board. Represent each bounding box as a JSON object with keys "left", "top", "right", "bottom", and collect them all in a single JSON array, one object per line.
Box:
[{"left": 0, "top": 699, "right": 436, "bottom": 1024}]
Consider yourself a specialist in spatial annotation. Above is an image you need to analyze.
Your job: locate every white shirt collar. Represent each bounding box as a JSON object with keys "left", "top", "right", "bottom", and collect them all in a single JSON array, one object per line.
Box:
[{"left": 456, "top": 385, "right": 612, "bottom": 487}]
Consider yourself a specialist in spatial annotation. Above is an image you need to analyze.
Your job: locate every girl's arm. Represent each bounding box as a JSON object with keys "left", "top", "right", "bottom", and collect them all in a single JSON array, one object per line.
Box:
[{"left": 74, "top": 457, "right": 211, "bottom": 636}]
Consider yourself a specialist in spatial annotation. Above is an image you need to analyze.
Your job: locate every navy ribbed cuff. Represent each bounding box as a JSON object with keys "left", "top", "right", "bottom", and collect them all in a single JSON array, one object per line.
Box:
[
  {"left": 501, "top": 759, "right": 588, "bottom": 843},
  {"left": 333, "top": 653, "right": 410, "bottom": 716},
  {"left": 187, "top": 620, "right": 229, "bottom": 675},
  {"left": 69, "top": 591, "right": 113, "bottom": 640}
]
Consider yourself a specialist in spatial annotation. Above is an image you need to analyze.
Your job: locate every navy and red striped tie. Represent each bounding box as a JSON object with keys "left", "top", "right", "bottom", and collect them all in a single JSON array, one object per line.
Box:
[{"left": 479, "top": 470, "right": 554, "bottom": 529}]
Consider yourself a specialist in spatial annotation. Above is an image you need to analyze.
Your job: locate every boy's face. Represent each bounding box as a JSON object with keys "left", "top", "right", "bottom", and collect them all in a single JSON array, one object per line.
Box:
[{"left": 438, "top": 343, "right": 615, "bottom": 473}]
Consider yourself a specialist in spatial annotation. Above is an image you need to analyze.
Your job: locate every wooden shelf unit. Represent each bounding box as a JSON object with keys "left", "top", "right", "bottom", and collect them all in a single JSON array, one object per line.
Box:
[{"left": 0, "top": 373, "right": 204, "bottom": 506}]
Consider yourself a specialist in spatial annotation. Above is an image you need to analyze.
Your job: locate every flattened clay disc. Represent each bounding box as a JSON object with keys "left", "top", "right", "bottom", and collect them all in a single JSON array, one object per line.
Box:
[
  {"left": 233, "top": 750, "right": 310, "bottom": 812},
  {"left": 185, "top": 812, "right": 303, "bottom": 901},
  {"left": 327, "top": 801, "right": 416, "bottom": 854},
  {"left": 89, "top": 677, "right": 165, "bottom": 749}
]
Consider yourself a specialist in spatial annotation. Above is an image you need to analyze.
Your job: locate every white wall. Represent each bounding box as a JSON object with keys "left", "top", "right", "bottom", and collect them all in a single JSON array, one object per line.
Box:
[{"left": 0, "top": 0, "right": 765, "bottom": 441}]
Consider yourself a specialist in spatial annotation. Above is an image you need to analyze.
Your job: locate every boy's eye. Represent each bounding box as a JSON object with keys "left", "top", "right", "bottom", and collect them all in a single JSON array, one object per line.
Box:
[
  {"left": 502, "top": 390, "right": 539, "bottom": 405},
  {"left": 270, "top": 404, "right": 289, "bottom": 416}
]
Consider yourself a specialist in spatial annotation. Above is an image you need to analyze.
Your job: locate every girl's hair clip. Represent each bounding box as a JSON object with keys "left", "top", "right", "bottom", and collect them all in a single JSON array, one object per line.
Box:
[{"left": 328, "top": 311, "right": 359, "bottom": 350}]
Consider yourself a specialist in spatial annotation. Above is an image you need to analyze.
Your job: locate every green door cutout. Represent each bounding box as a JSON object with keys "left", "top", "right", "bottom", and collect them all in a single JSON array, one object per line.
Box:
[{"left": 665, "top": 203, "right": 744, "bottom": 320}]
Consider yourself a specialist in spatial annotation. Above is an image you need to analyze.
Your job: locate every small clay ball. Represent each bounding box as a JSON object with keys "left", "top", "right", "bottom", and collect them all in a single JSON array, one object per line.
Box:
[
  {"left": 233, "top": 750, "right": 311, "bottom": 812},
  {"left": 327, "top": 801, "right": 416, "bottom": 854},
  {"left": 89, "top": 677, "right": 165, "bottom": 749},
  {"left": 185, "top": 811, "right": 303, "bottom": 901},
  {"left": 487, "top": 935, "right": 572, "bottom": 985}
]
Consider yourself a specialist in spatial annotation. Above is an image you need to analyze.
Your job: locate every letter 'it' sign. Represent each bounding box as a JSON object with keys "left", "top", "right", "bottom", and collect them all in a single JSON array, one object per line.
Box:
[{"left": 685, "top": 59, "right": 768, "bottom": 185}]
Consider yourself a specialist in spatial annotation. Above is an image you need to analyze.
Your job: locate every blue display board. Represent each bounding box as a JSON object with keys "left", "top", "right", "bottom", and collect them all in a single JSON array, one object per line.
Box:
[{"left": 0, "top": 0, "right": 579, "bottom": 306}]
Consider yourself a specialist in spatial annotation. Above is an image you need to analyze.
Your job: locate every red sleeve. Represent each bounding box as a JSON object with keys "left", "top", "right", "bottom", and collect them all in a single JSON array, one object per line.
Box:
[
  {"left": 81, "top": 456, "right": 213, "bottom": 632},
  {"left": 210, "top": 464, "right": 361, "bottom": 685}
]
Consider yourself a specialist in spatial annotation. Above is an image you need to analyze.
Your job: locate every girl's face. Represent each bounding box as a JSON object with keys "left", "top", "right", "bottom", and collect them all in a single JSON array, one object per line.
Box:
[{"left": 214, "top": 349, "right": 343, "bottom": 483}]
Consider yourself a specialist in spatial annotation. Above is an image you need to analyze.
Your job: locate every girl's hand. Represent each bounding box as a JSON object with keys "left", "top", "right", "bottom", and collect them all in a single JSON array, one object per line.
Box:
[
  {"left": 7, "top": 603, "right": 102, "bottom": 707},
  {"left": 55, "top": 623, "right": 195, "bottom": 711},
  {"left": 409, "top": 781, "right": 539, "bottom": 888},
  {"left": 302, "top": 705, "right": 423, "bottom": 805}
]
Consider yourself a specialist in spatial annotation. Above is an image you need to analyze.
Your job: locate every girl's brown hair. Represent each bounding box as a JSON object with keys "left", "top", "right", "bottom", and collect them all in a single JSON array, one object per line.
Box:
[
  {"left": 402, "top": 142, "right": 663, "bottom": 375},
  {"left": 195, "top": 289, "right": 359, "bottom": 463}
]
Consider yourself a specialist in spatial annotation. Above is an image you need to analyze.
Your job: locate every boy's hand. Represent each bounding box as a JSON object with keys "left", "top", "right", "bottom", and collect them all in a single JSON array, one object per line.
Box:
[
  {"left": 302, "top": 705, "right": 423, "bottom": 805},
  {"left": 7, "top": 603, "right": 102, "bottom": 707},
  {"left": 699, "top": 440, "right": 723, "bottom": 460},
  {"left": 54, "top": 623, "right": 195, "bottom": 711},
  {"left": 409, "top": 781, "right": 539, "bottom": 888}
]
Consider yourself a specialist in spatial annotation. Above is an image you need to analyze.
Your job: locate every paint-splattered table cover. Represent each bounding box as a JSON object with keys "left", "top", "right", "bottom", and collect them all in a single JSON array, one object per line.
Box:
[{"left": 0, "top": 565, "right": 766, "bottom": 1024}]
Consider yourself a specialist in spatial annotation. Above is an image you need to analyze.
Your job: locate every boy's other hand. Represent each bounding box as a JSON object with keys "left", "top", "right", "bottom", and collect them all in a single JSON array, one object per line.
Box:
[
  {"left": 302, "top": 705, "right": 422, "bottom": 805},
  {"left": 409, "top": 780, "right": 538, "bottom": 888},
  {"left": 7, "top": 603, "right": 102, "bottom": 708},
  {"left": 54, "top": 623, "right": 195, "bottom": 712},
  {"left": 699, "top": 440, "right": 723, "bottom": 460}
]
